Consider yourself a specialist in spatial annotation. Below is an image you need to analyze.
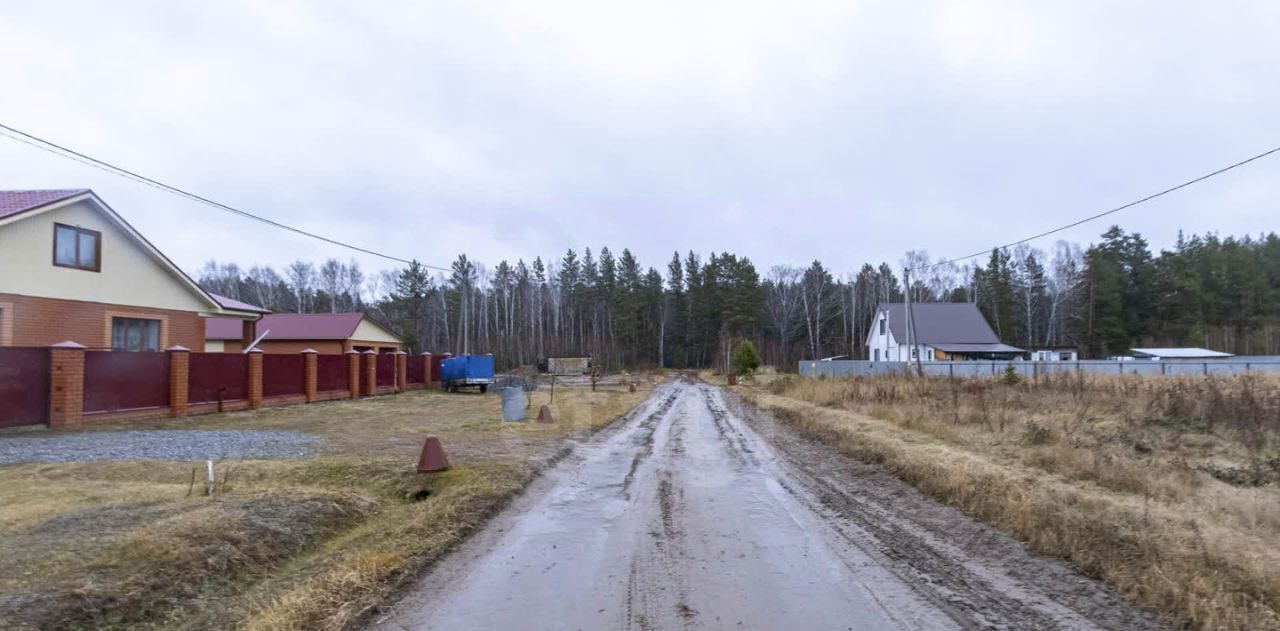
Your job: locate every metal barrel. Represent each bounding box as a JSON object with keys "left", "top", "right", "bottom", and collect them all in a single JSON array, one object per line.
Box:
[{"left": 501, "top": 386, "right": 525, "bottom": 422}]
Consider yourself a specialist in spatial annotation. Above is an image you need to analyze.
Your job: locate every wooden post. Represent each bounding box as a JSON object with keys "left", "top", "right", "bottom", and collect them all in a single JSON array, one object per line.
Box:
[
  {"left": 48, "top": 341, "right": 86, "bottom": 428},
  {"left": 247, "top": 349, "right": 263, "bottom": 409},
  {"left": 346, "top": 350, "right": 361, "bottom": 398},
  {"left": 301, "top": 349, "right": 318, "bottom": 403},
  {"left": 167, "top": 345, "right": 190, "bottom": 417}
]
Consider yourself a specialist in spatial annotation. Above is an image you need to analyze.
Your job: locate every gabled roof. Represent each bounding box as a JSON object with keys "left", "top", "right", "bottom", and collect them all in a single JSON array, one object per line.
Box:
[
  {"left": 1131, "top": 347, "right": 1234, "bottom": 359},
  {"left": 874, "top": 302, "right": 1023, "bottom": 350},
  {"left": 0, "top": 189, "right": 90, "bottom": 220},
  {"left": 206, "top": 313, "right": 401, "bottom": 341},
  {"left": 0, "top": 189, "right": 260, "bottom": 319}
]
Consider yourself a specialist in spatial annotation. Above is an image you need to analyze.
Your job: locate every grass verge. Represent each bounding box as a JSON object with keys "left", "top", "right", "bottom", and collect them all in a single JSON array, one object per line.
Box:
[
  {"left": 0, "top": 379, "right": 651, "bottom": 630},
  {"left": 743, "top": 373, "right": 1280, "bottom": 631}
]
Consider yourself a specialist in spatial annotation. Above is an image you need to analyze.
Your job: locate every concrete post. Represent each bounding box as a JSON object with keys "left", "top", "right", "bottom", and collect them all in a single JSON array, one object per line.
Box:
[
  {"left": 48, "top": 341, "right": 86, "bottom": 429},
  {"left": 247, "top": 349, "right": 264, "bottom": 409},
  {"left": 167, "top": 345, "right": 190, "bottom": 417},
  {"left": 346, "top": 350, "right": 361, "bottom": 398},
  {"left": 301, "top": 349, "right": 318, "bottom": 403},
  {"left": 363, "top": 350, "right": 377, "bottom": 395},
  {"left": 395, "top": 351, "right": 408, "bottom": 392}
]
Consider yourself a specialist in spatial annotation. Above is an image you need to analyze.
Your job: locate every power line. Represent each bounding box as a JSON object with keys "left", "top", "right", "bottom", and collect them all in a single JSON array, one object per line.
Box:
[
  {"left": 918, "top": 143, "right": 1280, "bottom": 271},
  {"left": 0, "top": 122, "right": 450, "bottom": 271}
]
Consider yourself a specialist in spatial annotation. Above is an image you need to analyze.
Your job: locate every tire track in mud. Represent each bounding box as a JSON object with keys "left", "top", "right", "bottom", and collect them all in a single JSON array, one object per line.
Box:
[
  {"left": 626, "top": 398, "right": 696, "bottom": 630},
  {"left": 700, "top": 388, "right": 755, "bottom": 466},
  {"left": 619, "top": 392, "right": 679, "bottom": 500}
]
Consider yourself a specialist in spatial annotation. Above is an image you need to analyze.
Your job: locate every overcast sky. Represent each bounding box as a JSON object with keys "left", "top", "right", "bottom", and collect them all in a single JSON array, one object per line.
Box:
[{"left": 1, "top": 1, "right": 1277, "bottom": 283}]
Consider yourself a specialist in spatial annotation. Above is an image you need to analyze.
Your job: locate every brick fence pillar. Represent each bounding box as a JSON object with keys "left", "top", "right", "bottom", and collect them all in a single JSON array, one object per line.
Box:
[
  {"left": 363, "top": 350, "right": 377, "bottom": 396},
  {"left": 421, "top": 352, "right": 434, "bottom": 389},
  {"left": 301, "top": 349, "right": 318, "bottom": 403},
  {"left": 167, "top": 345, "right": 190, "bottom": 417},
  {"left": 247, "top": 349, "right": 264, "bottom": 409},
  {"left": 48, "top": 341, "right": 86, "bottom": 428},
  {"left": 395, "top": 351, "right": 408, "bottom": 393},
  {"left": 347, "top": 350, "right": 361, "bottom": 398}
]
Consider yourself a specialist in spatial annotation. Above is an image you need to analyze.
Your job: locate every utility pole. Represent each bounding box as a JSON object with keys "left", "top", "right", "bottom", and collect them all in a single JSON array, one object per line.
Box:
[{"left": 904, "top": 266, "right": 924, "bottom": 377}]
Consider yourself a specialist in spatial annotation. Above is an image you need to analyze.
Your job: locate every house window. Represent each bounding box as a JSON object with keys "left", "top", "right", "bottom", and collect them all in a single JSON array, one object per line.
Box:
[
  {"left": 53, "top": 223, "right": 101, "bottom": 271},
  {"left": 879, "top": 318, "right": 885, "bottom": 335},
  {"left": 112, "top": 317, "right": 160, "bottom": 352},
  {"left": 927, "top": 348, "right": 934, "bottom": 361},
  {"left": 874, "top": 348, "right": 879, "bottom": 362}
]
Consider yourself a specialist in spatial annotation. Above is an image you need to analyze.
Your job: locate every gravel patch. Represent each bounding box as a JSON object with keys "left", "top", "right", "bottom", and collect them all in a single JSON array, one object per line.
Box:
[{"left": 0, "top": 430, "right": 326, "bottom": 464}]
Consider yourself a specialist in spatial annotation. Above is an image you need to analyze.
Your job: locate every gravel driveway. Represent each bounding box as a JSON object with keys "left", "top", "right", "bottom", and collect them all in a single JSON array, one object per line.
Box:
[{"left": 0, "top": 430, "right": 326, "bottom": 464}]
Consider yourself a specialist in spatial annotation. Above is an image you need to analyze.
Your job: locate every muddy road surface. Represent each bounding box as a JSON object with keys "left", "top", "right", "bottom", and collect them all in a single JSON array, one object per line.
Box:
[{"left": 377, "top": 380, "right": 1161, "bottom": 630}]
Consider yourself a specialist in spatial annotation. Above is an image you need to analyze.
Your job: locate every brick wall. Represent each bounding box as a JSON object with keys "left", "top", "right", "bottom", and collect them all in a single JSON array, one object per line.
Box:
[
  {"left": 0, "top": 292, "right": 203, "bottom": 350},
  {"left": 206, "top": 340, "right": 365, "bottom": 354},
  {"left": 256, "top": 340, "right": 345, "bottom": 354}
]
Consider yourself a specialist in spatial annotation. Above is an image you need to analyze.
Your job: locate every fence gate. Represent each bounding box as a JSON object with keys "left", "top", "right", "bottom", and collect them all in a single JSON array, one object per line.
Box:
[{"left": 0, "top": 348, "right": 50, "bottom": 427}]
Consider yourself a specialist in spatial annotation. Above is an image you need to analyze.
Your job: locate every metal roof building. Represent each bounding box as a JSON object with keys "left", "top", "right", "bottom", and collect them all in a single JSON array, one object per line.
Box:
[
  {"left": 1130, "top": 348, "right": 1234, "bottom": 360},
  {"left": 867, "top": 303, "right": 1024, "bottom": 361}
]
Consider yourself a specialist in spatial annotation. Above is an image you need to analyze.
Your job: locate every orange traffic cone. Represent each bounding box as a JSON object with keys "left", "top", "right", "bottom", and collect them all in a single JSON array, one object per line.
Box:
[
  {"left": 416, "top": 435, "right": 450, "bottom": 473},
  {"left": 536, "top": 405, "right": 555, "bottom": 424}
]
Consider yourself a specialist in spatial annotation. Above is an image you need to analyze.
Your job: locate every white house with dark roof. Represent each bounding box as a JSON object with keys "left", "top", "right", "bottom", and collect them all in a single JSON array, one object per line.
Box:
[{"left": 866, "top": 303, "right": 1025, "bottom": 362}]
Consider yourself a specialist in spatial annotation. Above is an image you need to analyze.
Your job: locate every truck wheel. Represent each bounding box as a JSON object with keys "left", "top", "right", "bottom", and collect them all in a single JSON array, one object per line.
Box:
[{"left": 479, "top": 384, "right": 488, "bottom": 394}]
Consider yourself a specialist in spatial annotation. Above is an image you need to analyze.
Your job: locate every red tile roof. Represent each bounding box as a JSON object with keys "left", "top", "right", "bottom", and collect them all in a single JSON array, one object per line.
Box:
[
  {"left": 0, "top": 189, "right": 90, "bottom": 220},
  {"left": 206, "top": 313, "right": 369, "bottom": 341}
]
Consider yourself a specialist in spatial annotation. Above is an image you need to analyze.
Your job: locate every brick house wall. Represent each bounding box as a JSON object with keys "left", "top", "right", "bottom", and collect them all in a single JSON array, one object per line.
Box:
[
  {"left": 208, "top": 339, "right": 400, "bottom": 354},
  {"left": 0, "top": 292, "right": 204, "bottom": 350}
]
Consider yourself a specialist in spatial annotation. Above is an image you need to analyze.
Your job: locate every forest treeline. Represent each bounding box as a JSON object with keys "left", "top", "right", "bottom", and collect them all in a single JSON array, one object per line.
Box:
[{"left": 198, "top": 226, "right": 1280, "bottom": 370}]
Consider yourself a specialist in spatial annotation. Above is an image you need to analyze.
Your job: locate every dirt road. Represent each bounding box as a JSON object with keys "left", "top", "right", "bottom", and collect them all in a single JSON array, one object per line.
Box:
[{"left": 377, "top": 380, "right": 1161, "bottom": 630}]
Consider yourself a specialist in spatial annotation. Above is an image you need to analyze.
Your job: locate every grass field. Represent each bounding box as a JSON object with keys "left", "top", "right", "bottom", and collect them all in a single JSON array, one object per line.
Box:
[
  {"left": 0, "top": 380, "right": 651, "bottom": 630},
  {"left": 744, "top": 372, "right": 1280, "bottom": 631}
]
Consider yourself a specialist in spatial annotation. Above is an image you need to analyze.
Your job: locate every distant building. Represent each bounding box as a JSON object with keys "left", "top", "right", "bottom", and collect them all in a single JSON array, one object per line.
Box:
[
  {"left": 204, "top": 312, "right": 403, "bottom": 354},
  {"left": 1130, "top": 348, "right": 1234, "bottom": 361},
  {"left": 544, "top": 357, "right": 592, "bottom": 375},
  {"left": 1029, "top": 347, "right": 1079, "bottom": 362},
  {"left": 866, "top": 303, "right": 1024, "bottom": 362}
]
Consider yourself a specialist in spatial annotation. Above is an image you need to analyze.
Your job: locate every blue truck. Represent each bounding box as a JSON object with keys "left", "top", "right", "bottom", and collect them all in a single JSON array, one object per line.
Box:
[{"left": 440, "top": 354, "right": 496, "bottom": 393}]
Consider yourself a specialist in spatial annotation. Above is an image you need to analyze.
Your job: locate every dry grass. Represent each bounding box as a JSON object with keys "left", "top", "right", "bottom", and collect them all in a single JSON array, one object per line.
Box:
[
  {"left": 0, "top": 380, "right": 652, "bottom": 630},
  {"left": 746, "top": 373, "right": 1280, "bottom": 630}
]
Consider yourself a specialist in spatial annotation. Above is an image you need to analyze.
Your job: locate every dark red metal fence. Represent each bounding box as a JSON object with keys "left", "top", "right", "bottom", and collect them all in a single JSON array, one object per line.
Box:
[
  {"left": 316, "top": 354, "right": 348, "bottom": 392},
  {"left": 189, "top": 352, "right": 247, "bottom": 404},
  {"left": 376, "top": 354, "right": 396, "bottom": 387},
  {"left": 0, "top": 347, "right": 50, "bottom": 427},
  {"left": 407, "top": 355, "right": 425, "bottom": 383},
  {"left": 430, "top": 355, "right": 445, "bottom": 382},
  {"left": 83, "top": 351, "right": 169, "bottom": 414},
  {"left": 263, "top": 354, "right": 306, "bottom": 397}
]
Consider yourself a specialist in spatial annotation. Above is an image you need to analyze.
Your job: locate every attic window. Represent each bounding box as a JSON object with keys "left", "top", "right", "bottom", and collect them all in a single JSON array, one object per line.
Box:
[
  {"left": 53, "top": 223, "right": 101, "bottom": 272},
  {"left": 879, "top": 318, "right": 885, "bottom": 335}
]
